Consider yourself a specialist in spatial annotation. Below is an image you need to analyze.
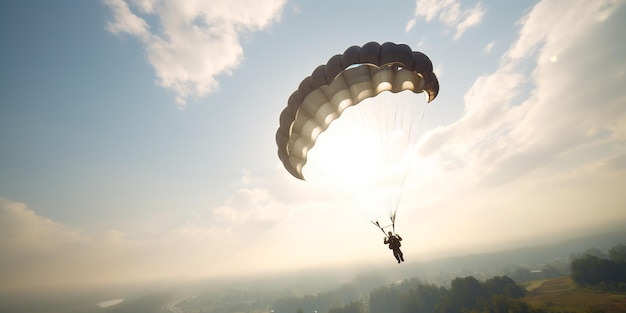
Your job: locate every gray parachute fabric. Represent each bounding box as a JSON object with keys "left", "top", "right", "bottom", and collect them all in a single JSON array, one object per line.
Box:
[{"left": 276, "top": 41, "right": 440, "bottom": 180}]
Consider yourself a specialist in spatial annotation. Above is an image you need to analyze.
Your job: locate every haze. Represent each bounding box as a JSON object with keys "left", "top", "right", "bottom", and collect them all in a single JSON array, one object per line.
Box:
[{"left": 1, "top": 0, "right": 625, "bottom": 294}]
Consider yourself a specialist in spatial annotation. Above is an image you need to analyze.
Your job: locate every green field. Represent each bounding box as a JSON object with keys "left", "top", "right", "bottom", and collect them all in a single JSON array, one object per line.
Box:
[{"left": 523, "top": 277, "right": 626, "bottom": 313}]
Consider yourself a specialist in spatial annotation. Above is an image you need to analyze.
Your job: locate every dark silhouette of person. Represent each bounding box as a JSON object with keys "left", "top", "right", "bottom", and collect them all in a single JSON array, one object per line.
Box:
[{"left": 384, "top": 231, "right": 404, "bottom": 263}]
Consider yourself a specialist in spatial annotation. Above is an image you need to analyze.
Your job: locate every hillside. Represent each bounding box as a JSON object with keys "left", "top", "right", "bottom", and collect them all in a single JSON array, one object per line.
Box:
[{"left": 523, "top": 277, "right": 626, "bottom": 313}]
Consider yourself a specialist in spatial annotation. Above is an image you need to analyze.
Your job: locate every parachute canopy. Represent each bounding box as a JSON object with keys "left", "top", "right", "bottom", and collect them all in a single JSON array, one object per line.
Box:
[{"left": 276, "top": 42, "right": 440, "bottom": 180}]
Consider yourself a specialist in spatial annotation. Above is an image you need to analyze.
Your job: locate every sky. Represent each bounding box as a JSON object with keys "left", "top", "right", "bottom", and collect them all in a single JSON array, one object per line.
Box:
[{"left": 1, "top": 0, "right": 626, "bottom": 292}]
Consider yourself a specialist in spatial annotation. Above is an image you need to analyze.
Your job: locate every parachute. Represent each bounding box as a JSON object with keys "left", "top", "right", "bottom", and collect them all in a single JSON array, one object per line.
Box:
[{"left": 276, "top": 42, "right": 440, "bottom": 235}]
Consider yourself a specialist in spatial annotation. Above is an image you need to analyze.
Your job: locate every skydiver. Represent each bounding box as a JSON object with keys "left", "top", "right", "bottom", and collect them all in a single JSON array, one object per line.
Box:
[{"left": 384, "top": 231, "right": 404, "bottom": 263}]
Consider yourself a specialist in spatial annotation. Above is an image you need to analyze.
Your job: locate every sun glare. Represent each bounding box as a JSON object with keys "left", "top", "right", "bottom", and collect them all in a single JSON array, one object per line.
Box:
[
  {"left": 304, "top": 117, "right": 382, "bottom": 188},
  {"left": 302, "top": 91, "right": 429, "bottom": 220}
]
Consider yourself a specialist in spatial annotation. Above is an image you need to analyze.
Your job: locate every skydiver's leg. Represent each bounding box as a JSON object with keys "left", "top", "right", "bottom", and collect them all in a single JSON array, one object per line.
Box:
[{"left": 393, "top": 249, "right": 401, "bottom": 263}]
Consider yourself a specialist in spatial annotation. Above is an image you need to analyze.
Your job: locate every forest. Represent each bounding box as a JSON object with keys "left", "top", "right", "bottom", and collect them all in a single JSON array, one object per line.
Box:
[
  {"left": 276, "top": 244, "right": 626, "bottom": 313},
  {"left": 275, "top": 275, "right": 537, "bottom": 313},
  {"left": 570, "top": 244, "right": 626, "bottom": 291}
]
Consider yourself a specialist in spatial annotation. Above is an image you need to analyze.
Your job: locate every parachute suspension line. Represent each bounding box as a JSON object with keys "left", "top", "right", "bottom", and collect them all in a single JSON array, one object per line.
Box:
[
  {"left": 382, "top": 91, "right": 414, "bottom": 224},
  {"left": 392, "top": 215, "right": 396, "bottom": 235},
  {"left": 385, "top": 91, "right": 404, "bottom": 221},
  {"left": 376, "top": 92, "right": 404, "bottom": 237},
  {"left": 304, "top": 158, "right": 332, "bottom": 185},
  {"left": 343, "top": 90, "right": 425, "bottom": 229},
  {"left": 392, "top": 96, "right": 429, "bottom": 221},
  {"left": 389, "top": 93, "right": 405, "bottom": 219},
  {"left": 361, "top": 92, "right": 396, "bottom": 222}
]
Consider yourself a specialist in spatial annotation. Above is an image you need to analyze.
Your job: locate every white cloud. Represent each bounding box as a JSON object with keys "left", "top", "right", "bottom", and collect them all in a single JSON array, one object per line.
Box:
[
  {"left": 483, "top": 41, "right": 494, "bottom": 54},
  {"left": 419, "top": 0, "right": 625, "bottom": 182},
  {"left": 104, "top": 0, "right": 150, "bottom": 37},
  {"left": 0, "top": 199, "right": 88, "bottom": 254},
  {"left": 433, "top": 62, "right": 444, "bottom": 78},
  {"left": 404, "top": 0, "right": 626, "bottom": 247},
  {"left": 104, "top": 0, "right": 286, "bottom": 107},
  {"left": 407, "top": 0, "right": 485, "bottom": 39},
  {"left": 211, "top": 188, "right": 284, "bottom": 229},
  {"left": 405, "top": 18, "right": 416, "bottom": 33},
  {"left": 0, "top": 198, "right": 254, "bottom": 291},
  {"left": 505, "top": 1, "right": 621, "bottom": 62}
]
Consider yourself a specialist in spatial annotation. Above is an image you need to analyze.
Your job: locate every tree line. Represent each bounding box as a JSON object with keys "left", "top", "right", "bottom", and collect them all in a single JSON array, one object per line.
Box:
[
  {"left": 570, "top": 244, "right": 626, "bottom": 291},
  {"left": 276, "top": 275, "right": 544, "bottom": 313},
  {"left": 331, "top": 275, "right": 543, "bottom": 313},
  {"left": 273, "top": 244, "right": 626, "bottom": 313}
]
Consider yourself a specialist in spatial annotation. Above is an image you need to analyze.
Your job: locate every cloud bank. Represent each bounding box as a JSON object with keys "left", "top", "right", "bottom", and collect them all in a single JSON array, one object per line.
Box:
[
  {"left": 0, "top": 172, "right": 363, "bottom": 292},
  {"left": 417, "top": 0, "right": 625, "bottom": 185},
  {"left": 400, "top": 0, "right": 626, "bottom": 252}
]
